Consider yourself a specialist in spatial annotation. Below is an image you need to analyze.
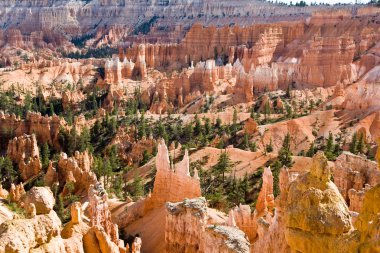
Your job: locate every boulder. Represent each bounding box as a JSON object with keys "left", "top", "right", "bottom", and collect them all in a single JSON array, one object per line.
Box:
[{"left": 24, "top": 187, "right": 55, "bottom": 215}]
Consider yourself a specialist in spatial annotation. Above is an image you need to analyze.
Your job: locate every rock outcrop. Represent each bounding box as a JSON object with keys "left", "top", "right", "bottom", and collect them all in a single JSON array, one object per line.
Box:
[
  {"left": 24, "top": 187, "right": 55, "bottom": 215},
  {"left": 334, "top": 152, "right": 380, "bottom": 212},
  {"left": 0, "top": 187, "right": 62, "bottom": 252},
  {"left": 285, "top": 151, "right": 359, "bottom": 253},
  {"left": 166, "top": 197, "right": 250, "bottom": 253},
  {"left": 355, "top": 184, "right": 380, "bottom": 252},
  {"left": 9, "top": 183, "right": 26, "bottom": 203},
  {"left": 7, "top": 134, "right": 42, "bottom": 181},
  {"left": 0, "top": 112, "right": 64, "bottom": 150},
  {"left": 144, "top": 140, "right": 201, "bottom": 212},
  {"left": 57, "top": 150, "right": 98, "bottom": 197}
]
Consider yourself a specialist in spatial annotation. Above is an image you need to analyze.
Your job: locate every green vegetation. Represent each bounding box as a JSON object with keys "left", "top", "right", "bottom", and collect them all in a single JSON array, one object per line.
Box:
[{"left": 133, "top": 16, "right": 159, "bottom": 35}]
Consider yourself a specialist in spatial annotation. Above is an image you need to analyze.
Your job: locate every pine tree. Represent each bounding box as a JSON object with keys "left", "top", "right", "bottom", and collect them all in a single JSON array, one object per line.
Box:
[
  {"left": 183, "top": 123, "right": 194, "bottom": 143},
  {"left": 131, "top": 176, "right": 144, "bottom": 198},
  {"left": 357, "top": 133, "right": 365, "bottom": 154},
  {"left": 213, "top": 151, "right": 233, "bottom": 182},
  {"left": 306, "top": 142, "right": 315, "bottom": 157},
  {"left": 232, "top": 108, "right": 238, "bottom": 131},
  {"left": 249, "top": 141, "right": 257, "bottom": 152},
  {"left": 41, "top": 143, "right": 50, "bottom": 170},
  {"left": 194, "top": 114, "right": 202, "bottom": 136},
  {"left": 215, "top": 117, "right": 222, "bottom": 129},
  {"left": 243, "top": 133, "right": 249, "bottom": 150},
  {"left": 266, "top": 139, "right": 273, "bottom": 153},
  {"left": 204, "top": 118, "right": 211, "bottom": 136},
  {"left": 138, "top": 113, "right": 147, "bottom": 139},
  {"left": 278, "top": 133, "right": 293, "bottom": 167},
  {"left": 326, "top": 132, "right": 334, "bottom": 153},
  {"left": 350, "top": 133, "right": 358, "bottom": 154}
]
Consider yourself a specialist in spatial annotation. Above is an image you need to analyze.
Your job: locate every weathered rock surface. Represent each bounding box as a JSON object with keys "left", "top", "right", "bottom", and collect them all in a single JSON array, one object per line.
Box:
[
  {"left": 334, "top": 152, "right": 380, "bottom": 212},
  {"left": 144, "top": 140, "right": 201, "bottom": 212},
  {"left": 0, "top": 112, "right": 64, "bottom": 150},
  {"left": 0, "top": 210, "right": 62, "bottom": 252},
  {"left": 24, "top": 187, "right": 55, "bottom": 215},
  {"left": 355, "top": 184, "right": 380, "bottom": 252},
  {"left": 285, "top": 151, "right": 359, "bottom": 253},
  {"left": 166, "top": 197, "right": 250, "bottom": 253},
  {"left": 7, "top": 134, "right": 42, "bottom": 181},
  {"left": 57, "top": 150, "right": 98, "bottom": 197}
]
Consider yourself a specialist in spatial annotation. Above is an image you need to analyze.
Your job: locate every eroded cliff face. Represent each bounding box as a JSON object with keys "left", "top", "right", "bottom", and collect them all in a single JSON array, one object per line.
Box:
[
  {"left": 165, "top": 197, "right": 250, "bottom": 253},
  {"left": 284, "top": 152, "right": 359, "bottom": 253},
  {"left": 144, "top": 140, "right": 202, "bottom": 212},
  {"left": 57, "top": 150, "right": 98, "bottom": 197},
  {"left": 0, "top": 111, "right": 65, "bottom": 150},
  {"left": 7, "top": 134, "right": 42, "bottom": 181},
  {"left": 334, "top": 152, "right": 380, "bottom": 212}
]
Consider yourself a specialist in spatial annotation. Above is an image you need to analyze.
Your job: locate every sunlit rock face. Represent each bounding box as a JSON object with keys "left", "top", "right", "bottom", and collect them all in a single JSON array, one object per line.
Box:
[
  {"left": 144, "top": 140, "right": 202, "bottom": 212},
  {"left": 334, "top": 152, "right": 380, "bottom": 212},
  {"left": 165, "top": 197, "right": 250, "bottom": 253},
  {"left": 285, "top": 152, "right": 359, "bottom": 253},
  {"left": 0, "top": 111, "right": 64, "bottom": 150},
  {"left": 57, "top": 151, "right": 98, "bottom": 198},
  {"left": 7, "top": 134, "right": 42, "bottom": 181}
]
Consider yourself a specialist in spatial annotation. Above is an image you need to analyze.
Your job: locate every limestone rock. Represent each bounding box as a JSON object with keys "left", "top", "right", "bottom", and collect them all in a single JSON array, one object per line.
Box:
[
  {"left": 58, "top": 150, "right": 97, "bottom": 197},
  {"left": 7, "top": 134, "right": 42, "bottom": 181},
  {"left": 144, "top": 140, "right": 201, "bottom": 212},
  {"left": 334, "top": 152, "right": 380, "bottom": 212},
  {"left": 9, "top": 183, "right": 26, "bottom": 203},
  {"left": 88, "top": 183, "right": 124, "bottom": 250},
  {"left": 166, "top": 198, "right": 249, "bottom": 253},
  {"left": 0, "top": 210, "right": 62, "bottom": 252},
  {"left": 243, "top": 118, "right": 258, "bottom": 135},
  {"left": 24, "top": 187, "right": 55, "bottom": 215},
  {"left": 285, "top": 151, "right": 359, "bottom": 253},
  {"left": 83, "top": 226, "right": 120, "bottom": 253},
  {"left": 355, "top": 184, "right": 380, "bottom": 252},
  {"left": 255, "top": 167, "right": 275, "bottom": 217}
]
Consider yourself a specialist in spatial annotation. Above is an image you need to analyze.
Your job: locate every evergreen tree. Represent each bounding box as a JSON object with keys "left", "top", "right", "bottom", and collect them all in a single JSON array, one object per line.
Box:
[
  {"left": 41, "top": 143, "right": 50, "bottom": 170},
  {"left": 232, "top": 108, "right": 238, "bottom": 131},
  {"left": 306, "top": 142, "right": 315, "bottom": 157},
  {"left": 141, "top": 150, "right": 152, "bottom": 166},
  {"left": 350, "top": 133, "right": 358, "bottom": 154},
  {"left": 357, "top": 133, "right": 365, "bottom": 154},
  {"left": 49, "top": 102, "right": 55, "bottom": 116},
  {"left": 249, "top": 141, "right": 257, "bottom": 152},
  {"left": 215, "top": 117, "right": 222, "bottom": 129},
  {"left": 183, "top": 123, "right": 194, "bottom": 142},
  {"left": 213, "top": 151, "right": 233, "bottom": 182},
  {"left": 204, "top": 118, "right": 211, "bottom": 136},
  {"left": 217, "top": 138, "right": 225, "bottom": 149},
  {"left": 130, "top": 176, "right": 144, "bottom": 198},
  {"left": 194, "top": 114, "right": 202, "bottom": 136},
  {"left": 266, "top": 139, "right": 273, "bottom": 153},
  {"left": 243, "top": 133, "right": 250, "bottom": 150},
  {"left": 138, "top": 112, "right": 147, "bottom": 139},
  {"left": 278, "top": 133, "right": 293, "bottom": 167},
  {"left": 0, "top": 157, "right": 18, "bottom": 188},
  {"left": 326, "top": 132, "right": 334, "bottom": 153},
  {"left": 24, "top": 92, "right": 33, "bottom": 115}
]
